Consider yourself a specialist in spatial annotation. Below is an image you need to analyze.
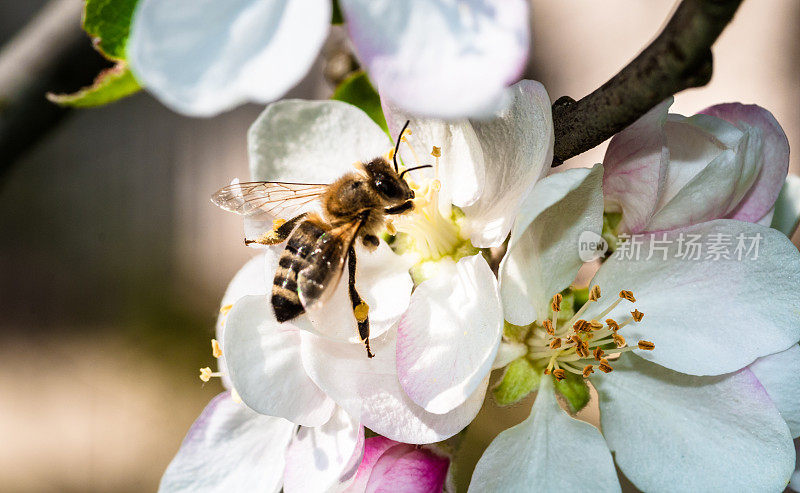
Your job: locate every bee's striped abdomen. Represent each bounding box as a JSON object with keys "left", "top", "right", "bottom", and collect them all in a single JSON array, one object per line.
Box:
[{"left": 272, "top": 220, "right": 326, "bottom": 322}]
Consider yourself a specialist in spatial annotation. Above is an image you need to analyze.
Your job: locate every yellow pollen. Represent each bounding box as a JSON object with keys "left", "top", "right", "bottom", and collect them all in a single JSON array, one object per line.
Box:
[
  {"left": 593, "top": 347, "right": 605, "bottom": 361},
  {"left": 220, "top": 304, "right": 233, "bottom": 316},
  {"left": 431, "top": 146, "right": 441, "bottom": 158},
  {"left": 553, "top": 369, "right": 566, "bottom": 381},
  {"left": 211, "top": 339, "right": 222, "bottom": 358},
  {"left": 612, "top": 333, "right": 627, "bottom": 348},
  {"left": 354, "top": 301, "right": 370, "bottom": 323},
  {"left": 589, "top": 285, "right": 601, "bottom": 301},
  {"left": 631, "top": 309, "right": 645, "bottom": 322},
  {"left": 542, "top": 319, "right": 554, "bottom": 335},
  {"left": 573, "top": 319, "right": 591, "bottom": 333},
  {"left": 583, "top": 365, "right": 595, "bottom": 378},
  {"left": 598, "top": 359, "right": 614, "bottom": 373},
  {"left": 589, "top": 319, "right": 603, "bottom": 330},
  {"left": 551, "top": 293, "right": 563, "bottom": 312},
  {"left": 549, "top": 337, "right": 562, "bottom": 349},
  {"left": 272, "top": 218, "right": 286, "bottom": 229},
  {"left": 619, "top": 290, "right": 636, "bottom": 302},
  {"left": 385, "top": 218, "right": 397, "bottom": 235},
  {"left": 606, "top": 319, "right": 619, "bottom": 331},
  {"left": 638, "top": 340, "right": 655, "bottom": 350}
]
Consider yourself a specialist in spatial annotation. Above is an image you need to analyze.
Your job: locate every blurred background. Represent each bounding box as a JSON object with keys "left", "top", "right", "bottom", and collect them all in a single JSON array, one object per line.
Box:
[{"left": 0, "top": 0, "right": 797, "bottom": 491}]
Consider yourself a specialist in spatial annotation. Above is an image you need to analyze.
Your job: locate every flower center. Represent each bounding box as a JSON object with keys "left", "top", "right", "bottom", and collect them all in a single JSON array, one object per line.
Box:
[
  {"left": 525, "top": 286, "right": 654, "bottom": 381},
  {"left": 388, "top": 138, "right": 474, "bottom": 271}
]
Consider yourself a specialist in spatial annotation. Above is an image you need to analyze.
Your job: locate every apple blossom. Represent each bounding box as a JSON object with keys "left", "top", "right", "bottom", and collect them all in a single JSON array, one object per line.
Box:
[
  {"left": 603, "top": 98, "right": 791, "bottom": 235},
  {"left": 128, "top": 0, "right": 529, "bottom": 118},
  {"left": 471, "top": 164, "right": 800, "bottom": 491}
]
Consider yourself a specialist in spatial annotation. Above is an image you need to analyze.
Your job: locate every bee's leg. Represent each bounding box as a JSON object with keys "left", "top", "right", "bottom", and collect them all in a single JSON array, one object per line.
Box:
[
  {"left": 385, "top": 201, "right": 414, "bottom": 215},
  {"left": 245, "top": 213, "right": 307, "bottom": 246},
  {"left": 347, "top": 245, "right": 374, "bottom": 358},
  {"left": 362, "top": 234, "right": 380, "bottom": 250}
]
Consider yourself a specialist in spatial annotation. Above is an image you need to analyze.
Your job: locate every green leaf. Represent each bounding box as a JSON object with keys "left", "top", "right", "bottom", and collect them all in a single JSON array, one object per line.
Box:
[
  {"left": 47, "top": 64, "right": 141, "bottom": 108},
  {"left": 493, "top": 357, "right": 541, "bottom": 406},
  {"left": 332, "top": 71, "right": 388, "bottom": 133},
  {"left": 553, "top": 371, "right": 591, "bottom": 414},
  {"left": 83, "top": 0, "right": 140, "bottom": 60},
  {"left": 503, "top": 321, "right": 529, "bottom": 343}
]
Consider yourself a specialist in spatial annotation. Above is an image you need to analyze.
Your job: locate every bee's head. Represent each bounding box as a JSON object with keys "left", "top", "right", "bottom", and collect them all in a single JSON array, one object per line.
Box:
[{"left": 363, "top": 157, "right": 415, "bottom": 202}]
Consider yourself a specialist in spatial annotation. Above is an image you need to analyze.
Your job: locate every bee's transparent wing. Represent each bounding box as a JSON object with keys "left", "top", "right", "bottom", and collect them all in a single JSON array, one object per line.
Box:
[
  {"left": 297, "top": 220, "right": 362, "bottom": 310},
  {"left": 212, "top": 181, "right": 328, "bottom": 242}
]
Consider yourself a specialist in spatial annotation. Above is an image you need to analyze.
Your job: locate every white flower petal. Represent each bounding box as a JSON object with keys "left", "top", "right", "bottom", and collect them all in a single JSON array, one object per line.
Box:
[
  {"left": 602, "top": 98, "right": 671, "bottom": 234},
  {"left": 300, "top": 328, "right": 487, "bottom": 444},
  {"left": 647, "top": 114, "right": 761, "bottom": 232},
  {"left": 383, "top": 102, "right": 485, "bottom": 210},
  {"left": 397, "top": 254, "right": 502, "bottom": 414},
  {"left": 283, "top": 407, "right": 364, "bottom": 493},
  {"left": 499, "top": 164, "right": 604, "bottom": 325},
  {"left": 159, "top": 392, "right": 294, "bottom": 493},
  {"left": 462, "top": 80, "right": 554, "bottom": 248},
  {"left": 304, "top": 241, "right": 413, "bottom": 343},
  {"left": 700, "top": 103, "right": 791, "bottom": 223},
  {"left": 589, "top": 220, "right": 800, "bottom": 375},
  {"left": 341, "top": 0, "right": 529, "bottom": 118},
  {"left": 749, "top": 344, "right": 800, "bottom": 437},
  {"left": 791, "top": 439, "right": 800, "bottom": 492},
  {"left": 596, "top": 355, "right": 795, "bottom": 493},
  {"left": 216, "top": 253, "right": 270, "bottom": 389},
  {"left": 771, "top": 175, "right": 800, "bottom": 237},
  {"left": 224, "top": 295, "right": 336, "bottom": 427},
  {"left": 129, "top": 0, "right": 330, "bottom": 117},
  {"left": 469, "top": 377, "right": 620, "bottom": 492},
  {"left": 249, "top": 99, "right": 393, "bottom": 183}
]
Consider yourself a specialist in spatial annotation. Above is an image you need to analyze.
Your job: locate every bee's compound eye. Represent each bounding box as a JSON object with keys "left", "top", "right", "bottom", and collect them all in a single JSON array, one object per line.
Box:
[{"left": 375, "top": 175, "right": 404, "bottom": 200}]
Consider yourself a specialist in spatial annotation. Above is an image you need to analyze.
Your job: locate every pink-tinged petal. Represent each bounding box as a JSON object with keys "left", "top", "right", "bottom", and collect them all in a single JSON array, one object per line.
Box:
[
  {"left": 341, "top": 0, "right": 529, "bottom": 119},
  {"left": 772, "top": 176, "right": 800, "bottom": 237},
  {"left": 300, "top": 328, "right": 488, "bottom": 444},
  {"left": 283, "top": 407, "right": 365, "bottom": 493},
  {"left": 129, "top": 0, "right": 330, "bottom": 117},
  {"left": 224, "top": 295, "right": 336, "bottom": 427},
  {"left": 597, "top": 355, "right": 794, "bottom": 493},
  {"left": 500, "top": 164, "right": 604, "bottom": 325},
  {"left": 304, "top": 241, "right": 413, "bottom": 343},
  {"left": 462, "top": 80, "right": 554, "bottom": 248},
  {"left": 398, "top": 254, "right": 502, "bottom": 414},
  {"left": 589, "top": 220, "right": 800, "bottom": 376},
  {"left": 216, "top": 254, "right": 270, "bottom": 389},
  {"left": 469, "top": 377, "right": 620, "bottom": 492},
  {"left": 602, "top": 98, "right": 671, "bottom": 234},
  {"left": 749, "top": 344, "right": 800, "bottom": 437},
  {"left": 364, "top": 441, "right": 449, "bottom": 493},
  {"left": 345, "top": 436, "right": 399, "bottom": 492},
  {"left": 646, "top": 114, "right": 760, "bottom": 232},
  {"left": 159, "top": 392, "right": 295, "bottom": 493},
  {"left": 700, "top": 103, "right": 790, "bottom": 223},
  {"left": 383, "top": 101, "right": 485, "bottom": 211}
]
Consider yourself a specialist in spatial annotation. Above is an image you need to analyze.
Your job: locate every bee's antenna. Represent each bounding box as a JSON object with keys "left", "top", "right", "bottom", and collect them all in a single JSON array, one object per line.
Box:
[
  {"left": 393, "top": 120, "right": 411, "bottom": 173},
  {"left": 399, "top": 164, "right": 433, "bottom": 180}
]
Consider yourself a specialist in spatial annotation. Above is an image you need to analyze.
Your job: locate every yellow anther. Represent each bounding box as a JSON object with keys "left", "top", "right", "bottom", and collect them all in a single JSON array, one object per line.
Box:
[
  {"left": 542, "top": 319, "right": 554, "bottom": 335},
  {"left": 582, "top": 365, "right": 595, "bottom": 378},
  {"left": 598, "top": 359, "right": 614, "bottom": 373},
  {"left": 589, "top": 285, "right": 601, "bottom": 301},
  {"left": 211, "top": 339, "right": 222, "bottom": 358},
  {"left": 606, "top": 318, "right": 620, "bottom": 332},
  {"left": 549, "top": 337, "right": 562, "bottom": 349},
  {"left": 573, "top": 319, "right": 591, "bottom": 333},
  {"left": 199, "top": 367, "right": 213, "bottom": 382},
  {"left": 612, "top": 333, "right": 627, "bottom": 348},
  {"left": 431, "top": 146, "right": 441, "bottom": 158},
  {"left": 385, "top": 218, "right": 397, "bottom": 235},
  {"left": 619, "top": 290, "right": 636, "bottom": 302},
  {"left": 551, "top": 293, "right": 563, "bottom": 312},
  {"left": 231, "top": 388, "right": 243, "bottom": 404},
  {"left": 354, "top": 301, "right": 370, "bottom": 323},
  {"left": 430, "top": 179, "right": 441, "bottom": 192},
  {"left": 638, "top": 340, "right": 655, "bottom": 350},
  {"left": 543, "top": 368, "right": 551, "bottom": 375},
  {"left": 631, "top": 309, "right": 645, "bottom": 322},
  {"left": 553, "top": 369, "right": 566, "bottom": 381},
  {"left": 220, "top": 304, "right": 233, "bottom": 316},
  {"left": 593, "top": 347, "right": 605, "bottom": 361},
  {"left": 589, "top": 319, "right": 604, "bottom": 330}
]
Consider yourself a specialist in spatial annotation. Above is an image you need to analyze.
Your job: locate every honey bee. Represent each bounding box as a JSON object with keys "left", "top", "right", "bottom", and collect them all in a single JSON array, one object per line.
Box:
[{"left": 212, "top": 121, "right": 430, "bottom": 358}]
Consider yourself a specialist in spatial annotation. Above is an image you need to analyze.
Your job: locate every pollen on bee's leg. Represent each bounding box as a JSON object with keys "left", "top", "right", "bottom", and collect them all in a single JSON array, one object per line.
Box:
[
  {"left": 638, "top": 340, "right": 655, "bottom": 350},
  {"left": 354, "top": 301, "right": 370, "bottom": 323},
  {"left": 211, "top": 339, "right": 222, "bottom": 358}
]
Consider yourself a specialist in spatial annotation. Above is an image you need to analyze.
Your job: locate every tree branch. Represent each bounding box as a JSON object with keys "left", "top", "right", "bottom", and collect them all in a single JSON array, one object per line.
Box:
[{"left": 551, "top": 0, "right": 744, "bottom": 166}]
